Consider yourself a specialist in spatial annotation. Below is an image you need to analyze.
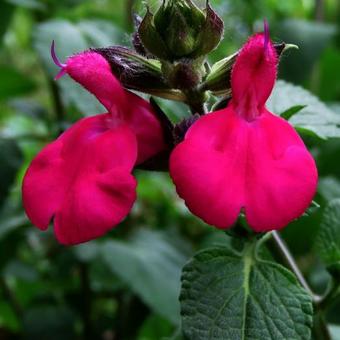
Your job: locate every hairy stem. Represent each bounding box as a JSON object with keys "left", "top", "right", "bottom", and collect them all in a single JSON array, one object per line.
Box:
[
  {"left": 267, "top": 231, "right": 334, "bottom": 338},
  {"left": 269, "top": 231, "right": 321, "bottom": 303},
  {"left": 263, "top": 231, "right": 340, "bottom": 313}
]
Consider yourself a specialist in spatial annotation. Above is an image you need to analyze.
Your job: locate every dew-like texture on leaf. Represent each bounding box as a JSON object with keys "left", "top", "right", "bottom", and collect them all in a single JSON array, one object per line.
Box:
[
  {"left": 315, "top": 199, "right": 340, "bottom": 269},
  {"left": 267, "top": 80, "right": 340, "bottom": 139},
  {"left": 180, "top": 247, "right": 313, "bottom": 340}
]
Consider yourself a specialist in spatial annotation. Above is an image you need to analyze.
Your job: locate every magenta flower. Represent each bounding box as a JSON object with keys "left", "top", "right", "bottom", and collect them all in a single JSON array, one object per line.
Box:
[
  {"left": 169, "top": 27, "right": 318, "bottom": 232},
  {"left": 22, "top": 47, "right": 165, "bottom": 245}
]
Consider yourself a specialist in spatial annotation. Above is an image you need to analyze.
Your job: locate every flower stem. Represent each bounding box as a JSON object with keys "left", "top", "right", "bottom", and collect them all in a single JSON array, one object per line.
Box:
[
  {"left": 185, "top": 88, "right": 207, "bottom": 115},
  {"left": 269, "top": 231, "right": 321, "bottom": 303},
  {"left": 265, "top": 231, "right": 336, "bottom": 339}
]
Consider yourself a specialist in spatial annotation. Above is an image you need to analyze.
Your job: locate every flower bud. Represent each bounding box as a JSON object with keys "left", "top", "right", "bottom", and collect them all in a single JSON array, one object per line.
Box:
[
  {"left": 138, "top": 0, "right": 223, "bottom": 61},
  {"left": 94, "top": 46, "right": 185, "bottom": 101},
  {"left": 138, "top": 8, "right": 171, "bottom": 60},
  {"left": 191, "top": 2, "right": 224, "bottom": 58},
  {"left": 154, "top": 0, "right": 205, "bottom": 58}
]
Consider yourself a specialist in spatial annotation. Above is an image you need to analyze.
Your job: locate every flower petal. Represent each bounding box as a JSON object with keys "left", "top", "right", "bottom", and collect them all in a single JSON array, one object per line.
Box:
[
  {"left": 65, "top": 51, "right": 165, "bottom": 163},
  {"left": 170, "top": 108, "right": 317, "bottom": 231},
  {"left": 231, "top": 33, "right": 277, "bottom": 119},
  {"left": 22, "top": 114, "right": 137, "bottom": 244},
  {"left": 66, "top": 52, "right": 127, "bottom": 113},
  {"left": 22, "top": 140, "right": 65, "bottom": 230},
  {"left": 244, "top": 110, "right": 318, "bottom": 232},
  {"left": 170, "top": 108, "right": 245, "bottom": 228},
  {"left": 124, "top": 92, "right": 166, "bottom": 163}
]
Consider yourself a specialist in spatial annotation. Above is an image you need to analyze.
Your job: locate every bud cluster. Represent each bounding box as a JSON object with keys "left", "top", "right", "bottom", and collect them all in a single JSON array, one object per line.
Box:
[
  {"left": 91, "top": 1, "right": 287, "bottom": 115},
  {"left": 138, "top": 0, "right": 223, "bottom": 61}
]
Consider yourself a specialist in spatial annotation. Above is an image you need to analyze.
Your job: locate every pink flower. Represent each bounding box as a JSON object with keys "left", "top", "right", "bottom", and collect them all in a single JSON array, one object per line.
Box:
[
  {"left": 22, "top": 48, "right": 165, "bottom": 245},
  {"left": 170, "top": 26, "right": 318, "bottom": 232}
]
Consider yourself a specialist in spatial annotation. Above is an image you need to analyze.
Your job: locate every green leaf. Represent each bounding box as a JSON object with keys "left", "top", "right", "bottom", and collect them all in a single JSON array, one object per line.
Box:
[
  {"left": 0, "top": 65, "right": 35, "bottom": 100},
  {"left": 277, "top": 19, "right": 336, "bottom": 83},
  {"left": 315, "top": 199, "right": 340, "bottom": 273},
  {"left": 280, "top": 105, "right": 306, "bottom": 120},
  {"left": 318, "top": 48, "right": 340, "bottom": 102},
  {"left": 0, "top": 139, "right": 23, "bottom": 208},
  {"left": 0, "top": 210, "right": 27, "bottom": 240},
  {"left": 267, "top": 80, "right": 340, "bottom": 139},
  {"left": 137, "top": 314, "right": 174, "bottom": 340},
  {"left": 318, "top": 177, "right": 340, "bottom": 201},
  {"left": 100, "top": 229, "right": 189, "bottom": 325},
  {"left": 6, "top": 0, "right": 46, "bottom": 10},
  {"left": 77, "top": 20, "right": 124, "bottom": 47},
  {"left": 180, "top": 246, "right": 313, "bottom": 340}
]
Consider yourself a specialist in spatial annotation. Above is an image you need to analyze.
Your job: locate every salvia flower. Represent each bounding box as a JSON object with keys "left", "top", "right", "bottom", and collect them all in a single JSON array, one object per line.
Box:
[
  {"left": 22, "top": 44, "right": 165, "bottom": 245},
  {"left": 169, "top": 24, "right": 318, "bottom": 232}
]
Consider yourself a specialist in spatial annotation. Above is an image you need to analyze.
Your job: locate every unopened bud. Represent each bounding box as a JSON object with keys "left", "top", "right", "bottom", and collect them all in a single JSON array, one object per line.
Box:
[
  {"left": 154, "top": 0, "right": 205, "bottom": 58},
  {"left": 138, "top": 0, "right": 223, "bottom": 61}
]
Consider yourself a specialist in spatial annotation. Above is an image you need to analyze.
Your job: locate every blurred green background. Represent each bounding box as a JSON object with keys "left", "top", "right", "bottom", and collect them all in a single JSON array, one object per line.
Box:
[{"left": 0, "top": 0, "right": 340, "bottom": 339}]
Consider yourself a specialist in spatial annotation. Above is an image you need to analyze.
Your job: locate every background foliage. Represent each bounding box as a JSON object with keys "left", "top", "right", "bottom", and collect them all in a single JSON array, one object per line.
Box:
[{"left": 0, "top": 0, "right": 340, "bottom": 339}]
